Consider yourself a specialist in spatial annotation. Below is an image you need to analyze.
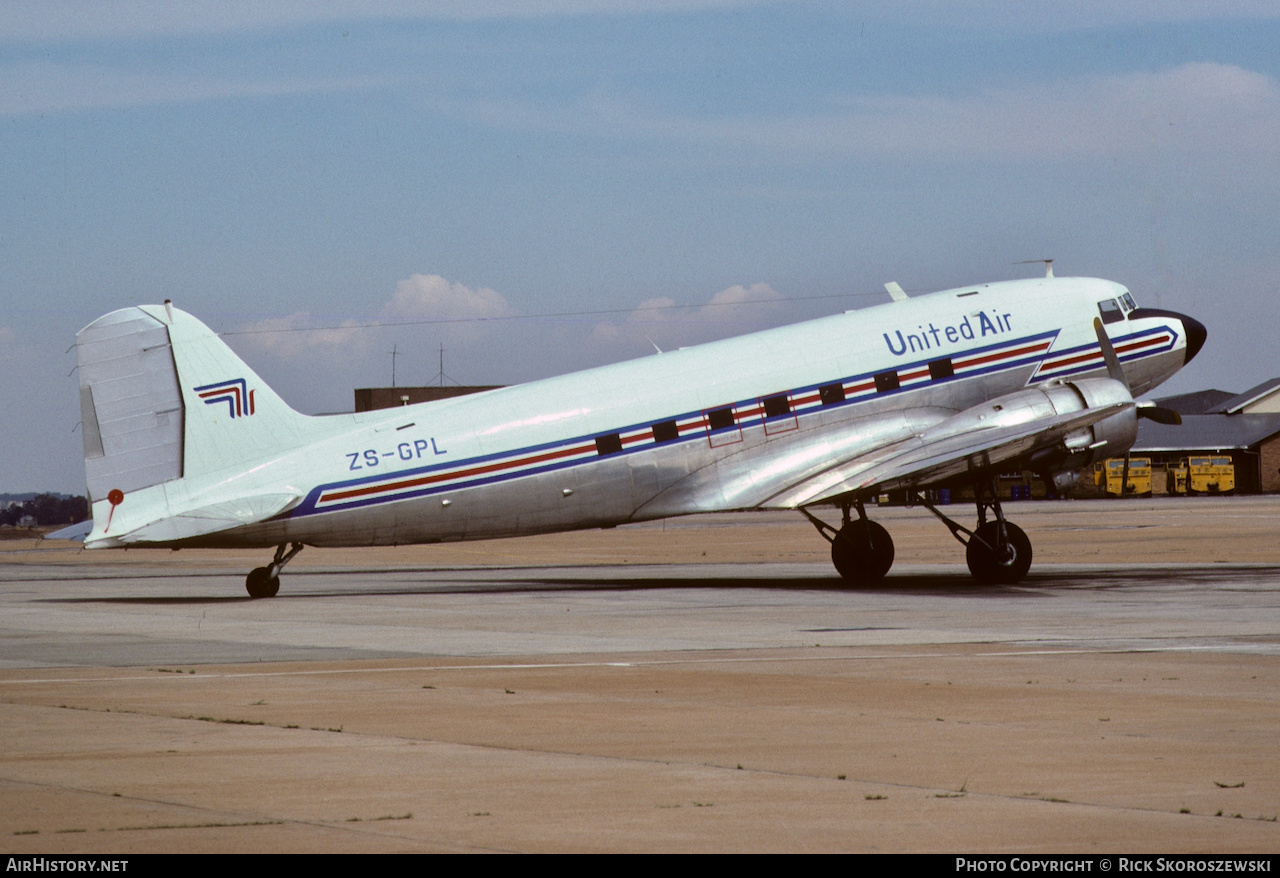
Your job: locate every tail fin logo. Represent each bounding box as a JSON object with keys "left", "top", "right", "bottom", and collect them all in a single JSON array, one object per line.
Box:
[{"left": 195, "top": 378, "right": 256, "bottom": 419}]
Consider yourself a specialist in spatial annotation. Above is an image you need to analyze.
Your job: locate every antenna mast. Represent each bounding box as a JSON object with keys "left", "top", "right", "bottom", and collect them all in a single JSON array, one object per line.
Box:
[{"left": 428, "top": 343, "right": 459, "bottom": 387}]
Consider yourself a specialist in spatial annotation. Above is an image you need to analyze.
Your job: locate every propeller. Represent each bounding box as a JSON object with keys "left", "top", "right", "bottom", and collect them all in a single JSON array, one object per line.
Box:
[
  {"left": 1093, "top": 317, "right": 1182, "bottom": 426},
  {"left": 1135, "top": 401, "right": 1182, "bottom": 425}
]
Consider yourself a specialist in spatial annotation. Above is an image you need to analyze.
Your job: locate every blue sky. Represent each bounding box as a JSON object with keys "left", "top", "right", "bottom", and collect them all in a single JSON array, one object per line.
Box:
[{"left": 3, "top": 2, "right": 1278, "bottom": 493}]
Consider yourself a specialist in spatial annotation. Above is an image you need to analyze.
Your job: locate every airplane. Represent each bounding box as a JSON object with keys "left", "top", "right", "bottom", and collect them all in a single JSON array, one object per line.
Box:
[{"left": 72, "top": 272, "right": 1204, "bottom": 596}]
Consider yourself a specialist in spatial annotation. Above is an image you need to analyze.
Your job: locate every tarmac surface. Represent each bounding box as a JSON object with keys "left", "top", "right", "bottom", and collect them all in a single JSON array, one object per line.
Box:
[{"left": 1, "top": 497, "right": 1278, "bottom": 852}]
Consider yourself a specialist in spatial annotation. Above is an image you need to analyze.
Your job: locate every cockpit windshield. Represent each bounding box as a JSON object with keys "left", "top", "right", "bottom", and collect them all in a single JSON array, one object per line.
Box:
[
  {"left": 1121, "top": 292, "right": 1137, "bottom": 311},
  {"left": 1097, "top": 298, "right": 1124, "bottom": 324}
]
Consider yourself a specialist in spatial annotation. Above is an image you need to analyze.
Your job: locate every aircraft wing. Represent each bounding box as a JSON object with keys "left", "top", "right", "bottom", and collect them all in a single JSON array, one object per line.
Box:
[{"left": 767, "top": 402, "right": 1130, "bottom": 509}]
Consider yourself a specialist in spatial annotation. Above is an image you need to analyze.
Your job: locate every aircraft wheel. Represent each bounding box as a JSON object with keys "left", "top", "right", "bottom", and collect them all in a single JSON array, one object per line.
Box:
[
  {"left": 966, "top": 522, "right": 1032, "bottom": 584},
  {"left": 831, "top": 520, "right": 895, "bottom": 583},
  {"left": 246, "top": 567, "right": 280, "bottom": 598}
]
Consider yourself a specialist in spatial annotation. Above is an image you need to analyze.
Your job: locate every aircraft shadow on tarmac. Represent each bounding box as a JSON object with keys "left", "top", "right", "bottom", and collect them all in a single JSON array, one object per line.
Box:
[{"left": 45, "top": 564, "right": 1270, "bottom": 606}]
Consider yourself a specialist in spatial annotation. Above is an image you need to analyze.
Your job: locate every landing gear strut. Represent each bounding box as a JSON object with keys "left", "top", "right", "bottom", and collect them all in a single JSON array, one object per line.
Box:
[
  {"left": 245, "top": 542, "right": 304, "bottom": 598},
  {"left": 803, "top": 479, "right": 1033, "bottom": 585},
  {"left": 803, "top": 498, "right": 895, "bottom": 584},
  {"left": 912, "top": 480, "right": 1032, "bottom": 584}
]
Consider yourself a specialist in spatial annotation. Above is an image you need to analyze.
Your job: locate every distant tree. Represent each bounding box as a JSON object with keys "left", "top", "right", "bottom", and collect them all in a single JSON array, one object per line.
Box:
[
  {"left": 1, "top": 494, "right": 89, "bottom": 526},
  {"left": 56, "top": 494, "right": 89, "bottom": 524},
  {"left": 27, "top": 494, "right": 60, "bottom": 525}
]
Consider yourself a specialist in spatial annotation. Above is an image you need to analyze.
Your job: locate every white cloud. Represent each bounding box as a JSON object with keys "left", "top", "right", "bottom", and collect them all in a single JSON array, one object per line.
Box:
[
  {"left": 230, "top": 272, "right": 516, "bottom": 363},
  {"left": 0, "top": 1, "right": 761, "bottom": 43},
  {"left": 233, "top": 311, "right": 367, "bottom": 359},
  {"left": 483, "top": 63, "right": 1280, "bottom": 167},
  {"left": 591, "top": 282, "right": 783, "bottom": 354},
  {"left": 4, "top": 2, "right": 1278, "bottom": 44},
  {"left": 704, "top": 281, "right": 784, "bottom": 312},
  {"left": 380, "top": 273, "right": 514, "bottom": 323},
  {"left": 819, "top": 62, "right": 1280, "bottom": 162},
  {"left": 0, "top": 61, "right": 380, "bottom": 116}
]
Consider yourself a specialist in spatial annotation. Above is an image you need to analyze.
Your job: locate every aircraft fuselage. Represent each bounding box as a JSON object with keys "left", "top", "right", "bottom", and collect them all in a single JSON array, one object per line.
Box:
[{"left": 87, "top": 276, "right": 1197, "bottom": 551}]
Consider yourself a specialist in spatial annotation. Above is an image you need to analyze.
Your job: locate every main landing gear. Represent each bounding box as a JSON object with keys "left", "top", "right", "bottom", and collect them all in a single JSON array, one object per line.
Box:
[
  {"left": 803, "top": 480, "right": 1032, "bottom": 585},
  {"left": 802, "top": 499, "right": 894, "bottom": 585},
  {"left": 245, "top": 542, "right": 304, "bottom": 598}
]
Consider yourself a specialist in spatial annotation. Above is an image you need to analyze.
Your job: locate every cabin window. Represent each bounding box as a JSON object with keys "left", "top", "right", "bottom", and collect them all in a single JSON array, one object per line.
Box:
[
  {"left": 707, "top": 406, "right": 736, "bottom": 431},
  {"left": 928, "top": 358, "right": 954, "bottom": 380},
  {"left": 760, "top": 393, "right": 798, "bottom": 435},
  {"left": 1098, "top": 299, "right": 1124, "bottom": 324},
  {"left": 651, "top": 420, "right": 679, "bottom": 443},
  {"left": 874, "top": 371, "right": 900, "bottom": 393},
  {"left": 704, "top": 405, "right": 742, "bottom": 448},
  {"left": 595, "top": 433, "right": 623, "bottom": 456},
  {"left": 819, "top": 383, "right": 845, "bottom": 406},
  {"left": 762, "top": 394, "right": 791, "bottom": 418}
]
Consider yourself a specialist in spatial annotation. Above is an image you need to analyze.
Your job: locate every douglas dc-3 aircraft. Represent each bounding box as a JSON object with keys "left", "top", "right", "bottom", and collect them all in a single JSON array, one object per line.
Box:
[{"left": 73, "top": 273, "right": 1204, "bottom": 597}]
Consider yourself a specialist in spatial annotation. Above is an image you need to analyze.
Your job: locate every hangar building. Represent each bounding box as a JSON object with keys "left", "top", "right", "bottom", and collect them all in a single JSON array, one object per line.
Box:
[{"left": 1135, "top": 378, "right": 1280, "bottom": 493}]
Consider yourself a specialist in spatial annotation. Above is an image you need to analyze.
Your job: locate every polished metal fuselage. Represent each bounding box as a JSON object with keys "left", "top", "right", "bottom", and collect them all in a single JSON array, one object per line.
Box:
[{"left": 167, "top": 276, "right": 1192, "bottom": 549}]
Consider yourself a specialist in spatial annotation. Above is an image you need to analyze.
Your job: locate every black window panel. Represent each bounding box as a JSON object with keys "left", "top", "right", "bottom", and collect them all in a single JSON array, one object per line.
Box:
[
  {"left": 1098, "top": 299, "right": 1124, "bottom": 324},
  {"left": 707, "top": 407, "right": 736, "bottom": 430},
  {"left": 819, "top": 383, "right": 845, "bottom": 406},
  {"left": 595, "top": 433, "right": 623, "bottom": 456},
  {"left": 651, "top": 420, "right": 679, "bottom": 443},
  {"left": 762, "top": 394, "right": 790, "bottom": 418},
  {"left": 874, "top": 371, "right": 900, "bottom": 393},
  {"left": 928, "top": 358, "right": 954, "bottom": 380}
]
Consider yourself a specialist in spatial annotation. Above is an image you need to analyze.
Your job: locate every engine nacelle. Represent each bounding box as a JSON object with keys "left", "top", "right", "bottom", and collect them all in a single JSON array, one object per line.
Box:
[
  {"left": 1029, "top": 377, "right": 1138, "bottom": 487},
  {"left": 1067, "top": 377, "right": 1139, "bottom": 459}
]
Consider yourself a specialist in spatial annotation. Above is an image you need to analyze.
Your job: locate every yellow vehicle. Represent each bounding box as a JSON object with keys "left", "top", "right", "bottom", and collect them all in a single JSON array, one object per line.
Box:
[
  {"left": 1094, "top": 457, "right": 1152, "bottom": 497},
  {"left": 1168, "top": 456, "right": 1235, "bottom": 495}
]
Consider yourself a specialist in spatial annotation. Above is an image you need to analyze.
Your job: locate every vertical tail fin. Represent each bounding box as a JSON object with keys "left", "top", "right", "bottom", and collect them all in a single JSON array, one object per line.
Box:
[{"left": 77, "top": 303, "right": 311, "bottom": 507}]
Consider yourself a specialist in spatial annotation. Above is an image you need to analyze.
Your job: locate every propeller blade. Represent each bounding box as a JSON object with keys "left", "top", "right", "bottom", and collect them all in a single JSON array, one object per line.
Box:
[
  {"left": 1136, "top": 402, "right": 1182, "bottom": 425},
  {"left": 1093, "top": 317, "right": 1128, "bottom": 387},
  {"left": 1093, "top": 318, "right": 1183, "bottom": 425}
]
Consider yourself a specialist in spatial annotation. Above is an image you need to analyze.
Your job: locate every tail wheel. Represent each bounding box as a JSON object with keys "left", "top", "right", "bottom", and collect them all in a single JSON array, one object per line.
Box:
[
  {"left": 246, "top": 567, "right": 280, "bottom": 598},
  {"left": 966, "top": 522, "right": 1032, "bottom": 584},
  {"left": 831, "top": 520, "right": 895, "bottom": 584}
]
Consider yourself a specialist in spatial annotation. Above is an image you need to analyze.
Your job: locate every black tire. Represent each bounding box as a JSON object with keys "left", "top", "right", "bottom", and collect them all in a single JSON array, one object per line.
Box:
[
  {"left": 246, "top": 567, "right": 280, "bottom": 598},
  {"left": 965, "top": 521, "right": 1032, "bottom": 584},
  {"left": 831, "top": 520, "right": 895, "bottom": 584}
]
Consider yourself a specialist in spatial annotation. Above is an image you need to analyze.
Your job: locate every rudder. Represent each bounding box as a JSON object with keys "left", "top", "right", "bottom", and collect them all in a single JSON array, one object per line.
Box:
[{"left": 77, "top": 307, "right": 185, "bottom": 503}]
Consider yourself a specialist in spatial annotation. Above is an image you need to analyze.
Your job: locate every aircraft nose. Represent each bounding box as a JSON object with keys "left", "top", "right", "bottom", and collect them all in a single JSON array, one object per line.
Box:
[
  {"left": 1180, "top": 313, "right": 1207, "bottom": 365},
  {"left": 1129, "top": 308, "right": 1207, "bottom": 366}
]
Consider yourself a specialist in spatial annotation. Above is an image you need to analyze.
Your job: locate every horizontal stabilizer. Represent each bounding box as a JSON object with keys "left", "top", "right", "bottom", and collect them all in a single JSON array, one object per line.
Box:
[
  {"left": 118, "top": 492, "right": 301, "bottom": 544},
  {"left": 45, "top": 520, "right": 92, "bottom": 541}
]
